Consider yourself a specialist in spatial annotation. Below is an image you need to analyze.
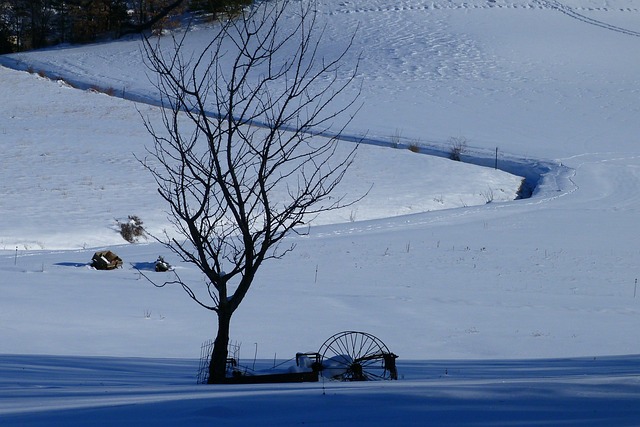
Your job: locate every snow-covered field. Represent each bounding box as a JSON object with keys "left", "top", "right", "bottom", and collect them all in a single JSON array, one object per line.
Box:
[{"left": 2, "top": 0, "right": 640, "bottom": 424}]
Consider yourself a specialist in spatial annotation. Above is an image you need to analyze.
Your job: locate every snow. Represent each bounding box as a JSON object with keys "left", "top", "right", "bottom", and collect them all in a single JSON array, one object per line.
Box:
[
  {"left": 2, "top": 354, "right": 640, "bottom": 426},
  {"left": 2, "top": 0, "right": 640, "bottom": 424}
]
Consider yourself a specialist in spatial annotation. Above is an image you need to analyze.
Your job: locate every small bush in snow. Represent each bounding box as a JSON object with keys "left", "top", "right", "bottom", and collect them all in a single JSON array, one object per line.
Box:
[
  {"left": 90, "top": 85, "right": 115, "bottom": 96},
  {"left": 408, "top": 142, "right": 420, "bottom": 153},
  {"left": 481, "top": 188, "right": 495, "bottom": 204},
  {"left": 390, "top": 129, "right": 402, "bottom": 149},
  {"left": 119, "top": 215, "right": 146, "bottom": 243},
  {"left": 448, "top": 136, "right": 467, "bottom": 161}
]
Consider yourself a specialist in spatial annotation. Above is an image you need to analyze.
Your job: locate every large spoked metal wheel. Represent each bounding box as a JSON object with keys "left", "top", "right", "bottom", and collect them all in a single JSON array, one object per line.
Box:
[{"left": 318, "top": 331, "right": 398, "bottom": 381}]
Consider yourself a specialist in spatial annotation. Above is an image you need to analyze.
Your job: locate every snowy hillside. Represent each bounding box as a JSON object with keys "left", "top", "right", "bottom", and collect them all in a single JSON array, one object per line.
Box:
[{"left": 1, "top": 0, "right": 640, "bottom": 425}]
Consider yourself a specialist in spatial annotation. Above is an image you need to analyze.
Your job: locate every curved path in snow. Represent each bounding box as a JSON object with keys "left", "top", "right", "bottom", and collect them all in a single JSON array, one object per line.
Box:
[{"left": 1, "top": 0, "right": 636, "bottom": 219}]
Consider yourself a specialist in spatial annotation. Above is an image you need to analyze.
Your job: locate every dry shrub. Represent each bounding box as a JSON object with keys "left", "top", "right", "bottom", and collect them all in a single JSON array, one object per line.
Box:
[
  {"left": 119, "top": 215, "right": 146, "bottom": 243},
  {"left": 448, "top": 136, "right": 467, "bottom": 161}
]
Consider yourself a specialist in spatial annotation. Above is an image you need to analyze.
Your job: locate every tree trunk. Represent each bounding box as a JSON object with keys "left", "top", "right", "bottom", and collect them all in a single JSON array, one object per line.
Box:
[{"left": 207, "top": 309, "right": 231, "bottom": 384}]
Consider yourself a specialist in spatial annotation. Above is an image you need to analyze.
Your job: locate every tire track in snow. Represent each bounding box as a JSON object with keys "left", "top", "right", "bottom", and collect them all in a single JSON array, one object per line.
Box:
[
  {"left": 328, "top": 0, "right": 639, "bottom": 16},
  {"left": 329, "top": 1, "right": 547, "bottom": 15},
  {"left": 535, "top": 0, "right": 640, "bottom": 37}
]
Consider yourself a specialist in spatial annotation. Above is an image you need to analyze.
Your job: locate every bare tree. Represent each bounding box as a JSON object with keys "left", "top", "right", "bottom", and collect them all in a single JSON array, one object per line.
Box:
[{"left": 139, "top": 0, "right": 361, "bottom": 384}]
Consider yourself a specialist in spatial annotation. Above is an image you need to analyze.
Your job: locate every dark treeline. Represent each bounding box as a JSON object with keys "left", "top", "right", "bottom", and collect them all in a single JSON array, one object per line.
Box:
[{"left": 0, "top": 0, "right": 251, "bottom": 53}]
